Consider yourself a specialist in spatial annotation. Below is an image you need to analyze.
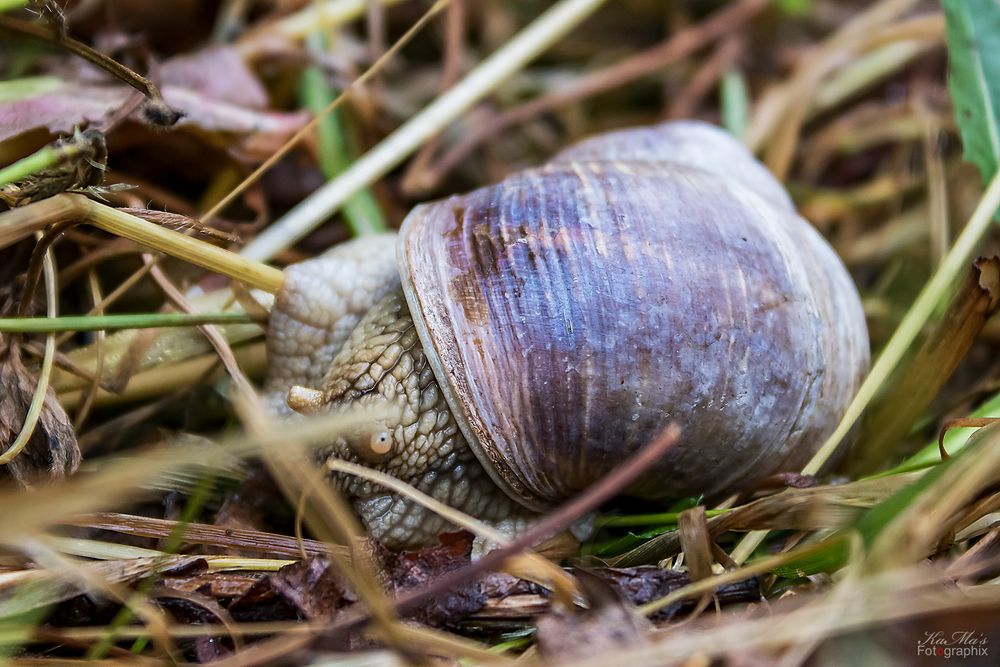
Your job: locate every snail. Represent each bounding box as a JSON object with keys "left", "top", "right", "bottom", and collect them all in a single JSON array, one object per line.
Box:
[{"left": 264, "top": 120, "right": 870, "bottom": 549}]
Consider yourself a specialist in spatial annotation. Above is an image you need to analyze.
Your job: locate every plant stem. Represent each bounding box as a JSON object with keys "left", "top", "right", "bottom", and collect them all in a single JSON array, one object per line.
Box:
[
  {"left": 597, "top": 508, "right": 730, "bottom": 528},
  {"left": 0, "top": 145, "right": 63, "bottom": 188},
  {"left": 0, "top": 312, "right": 255, "bottom": 333},
  {"left": 0, "top": 194, "right": 285, "bottom": 293}
]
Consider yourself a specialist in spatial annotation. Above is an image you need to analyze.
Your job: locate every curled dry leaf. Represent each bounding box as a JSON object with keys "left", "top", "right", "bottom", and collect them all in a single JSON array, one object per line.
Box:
[
  {"left": 0, "top": 342, "right": 80, "bottom": 485},
  {"left": 268, "top": 557, "right": 354, "bottom": 623},
  {"left": 224, "top": 557, "right": 359, "bottom": 625}
]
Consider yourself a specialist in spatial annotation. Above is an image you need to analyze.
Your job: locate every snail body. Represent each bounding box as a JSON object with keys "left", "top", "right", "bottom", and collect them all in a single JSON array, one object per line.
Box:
[{"left": 266, "top": 121, "right": 869, "bottom": 548}]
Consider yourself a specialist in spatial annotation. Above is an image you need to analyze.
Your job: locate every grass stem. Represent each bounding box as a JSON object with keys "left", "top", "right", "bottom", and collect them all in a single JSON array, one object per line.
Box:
[{"left": 0, "top": 312, "right": 255, "bottom": 333}]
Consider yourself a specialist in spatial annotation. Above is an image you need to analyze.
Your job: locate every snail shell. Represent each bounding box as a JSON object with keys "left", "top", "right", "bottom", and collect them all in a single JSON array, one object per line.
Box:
[{"left": 398, "top": 121, "right": 868, "bottom": 510}]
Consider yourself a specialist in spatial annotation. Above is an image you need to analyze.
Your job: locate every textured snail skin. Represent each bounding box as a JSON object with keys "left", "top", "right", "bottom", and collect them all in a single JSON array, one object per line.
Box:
[
  {"left": 265, "top": 234, "right": 399, "bottom": 413},
  {"left": 283, "top": 289, "right": 533, "bottom": 547},
  {"left": 266, "top": 121, "right": 869, "bottom": 547}
]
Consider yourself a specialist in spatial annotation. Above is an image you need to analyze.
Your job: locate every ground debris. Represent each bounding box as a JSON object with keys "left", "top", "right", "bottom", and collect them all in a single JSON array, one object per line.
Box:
[{"left": 381, "top": 531, "right": 486, "bottom": 627}]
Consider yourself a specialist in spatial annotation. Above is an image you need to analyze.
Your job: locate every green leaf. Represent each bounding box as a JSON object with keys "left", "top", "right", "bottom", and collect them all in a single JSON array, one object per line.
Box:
[{"left": 943, "top": 0, "right": 1000, "bottom": 184}]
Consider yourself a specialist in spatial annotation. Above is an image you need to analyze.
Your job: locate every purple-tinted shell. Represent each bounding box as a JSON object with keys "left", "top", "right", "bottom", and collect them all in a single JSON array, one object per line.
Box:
[{"left": 399, "top": 122, "right": 869, "bottom": 510}]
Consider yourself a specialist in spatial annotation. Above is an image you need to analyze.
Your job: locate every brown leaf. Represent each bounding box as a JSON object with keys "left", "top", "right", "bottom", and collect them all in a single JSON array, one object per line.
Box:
[
  {"left": 159, "top": 46, "right": 269, "bottom": 110},
  {"left": 0, "top": 81, "right": 124, "bottom": 143},
  {"left": 269, "top": 557, "right": 352, "bottom": 623},
  {"left": 0, "top": 344, "right": 80, "bottom": 485},
  {"left": 383, "top": 531, "right": 486, "bottom": 627},
  {"left": 227, "top": 557, "right": 354, "bottom": 624}
]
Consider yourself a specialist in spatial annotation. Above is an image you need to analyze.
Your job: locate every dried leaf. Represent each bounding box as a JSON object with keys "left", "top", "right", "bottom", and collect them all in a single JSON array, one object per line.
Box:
[
  {"left": 0, "top": 345, "right": 80, "bottom": 485},
  {"left": 383, "top": 531, "right": 486, "bottom": 627},
  {"left": 0, "top": 46, "right": 308, "bottom": 153},
  {"left": 159, "top": 46, "right": 270, "bottom": 110},
  {"left": 269, "top": 557, "right": 352, "bottom": 623}
]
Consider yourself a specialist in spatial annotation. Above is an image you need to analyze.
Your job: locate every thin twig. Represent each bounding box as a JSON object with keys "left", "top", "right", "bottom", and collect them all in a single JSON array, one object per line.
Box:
[{"left": 0, "top": 14, "right": 166, "bottom": 103}]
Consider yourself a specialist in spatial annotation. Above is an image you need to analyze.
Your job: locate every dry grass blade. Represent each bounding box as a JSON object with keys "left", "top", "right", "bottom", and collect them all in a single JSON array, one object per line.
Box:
[
  {"left": 415, "top": 0, "right": 768, "bottom": 193},
  {"left": 747, "top": 0, "right": 923, "bottom": 156},
  {"left": 66, "top": 512, "right": 348, "bottom": 559},
  {"left": 852, "top": 257, "right": 1000, "bottom": 474},
  {"left": 232, "top": 394, "right": 411, "bottom": 661},
  {"left": 9, "top": 539, "right": 178, "bottom": 660},
  {"left": 566, "top": 566, "right": 1000, "bottom": 667},
  {"left": 57, "top": 343, "right": 267, "bottom": 410},
  {"left": 0, "top": 404, "right": 392, "bottom": 538}
]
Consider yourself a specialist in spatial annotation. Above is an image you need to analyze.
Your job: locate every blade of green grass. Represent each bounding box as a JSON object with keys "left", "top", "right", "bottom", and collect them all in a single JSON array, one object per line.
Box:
[
  {"left": 299, "top": 33, "right": 386, "bottom": 236},
  {"left": 721, "top": 68, "right": 749, "bottom": 139},
  {"left": 0, "top": 142, "right": 76, "bottom": 188}
]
